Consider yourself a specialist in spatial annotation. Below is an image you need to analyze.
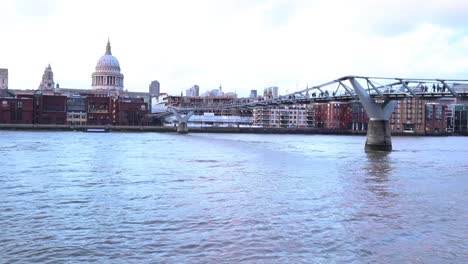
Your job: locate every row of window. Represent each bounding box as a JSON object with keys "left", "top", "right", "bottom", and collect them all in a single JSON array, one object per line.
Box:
[
  {"left": 255, "top": 120, "right": 307, "bottom": 124},
  {"left": 67, "top": 114, "right": 87, "bottom": 119},
  {"left": 88, "top": 116, "right": 110, "bottom": 120}
]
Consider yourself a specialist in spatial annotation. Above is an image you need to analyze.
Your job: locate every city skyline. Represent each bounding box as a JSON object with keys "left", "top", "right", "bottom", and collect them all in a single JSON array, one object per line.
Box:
[{"left": 1, "top": 0, "right": 468, "bottom": 97}]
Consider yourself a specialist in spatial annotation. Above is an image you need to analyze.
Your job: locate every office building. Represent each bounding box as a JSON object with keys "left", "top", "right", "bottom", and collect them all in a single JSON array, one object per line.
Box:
[{"left": 149, "top": 80, "right": 160, "bottom": 97}]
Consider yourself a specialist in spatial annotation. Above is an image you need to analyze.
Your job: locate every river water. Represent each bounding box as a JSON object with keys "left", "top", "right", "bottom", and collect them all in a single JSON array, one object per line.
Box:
[{"left": 0, "top": 131, "right": 467, "bottom": 263}]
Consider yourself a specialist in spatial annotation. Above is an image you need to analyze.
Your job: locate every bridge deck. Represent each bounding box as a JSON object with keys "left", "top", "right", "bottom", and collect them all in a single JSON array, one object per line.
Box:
[{"left": 154, "top": 76, "right": 468, "bottom": 113}]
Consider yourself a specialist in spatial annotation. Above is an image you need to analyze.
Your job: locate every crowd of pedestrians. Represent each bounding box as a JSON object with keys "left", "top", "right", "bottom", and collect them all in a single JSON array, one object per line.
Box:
[{"left": 421, "top": 83, "right": 446, "bottom": 93}]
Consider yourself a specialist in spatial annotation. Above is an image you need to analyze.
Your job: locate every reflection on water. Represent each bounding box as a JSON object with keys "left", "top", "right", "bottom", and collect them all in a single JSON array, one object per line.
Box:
[
  {"left": 364, "top": 151, "right": 393, "bottom": 197},
  {"left": 365, "top": 151, "right": 392, "bottom": 177},
  {"left": 0, "top": 132, "right": 467, "bottom": 263}
]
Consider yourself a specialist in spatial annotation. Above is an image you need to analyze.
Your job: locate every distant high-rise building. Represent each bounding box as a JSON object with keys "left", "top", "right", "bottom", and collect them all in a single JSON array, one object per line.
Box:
[
  {"left": 272, "top": 87, "right": 279, "bottom": 98},
  {"left": 149, "top": 80, "right": 160, "bottom": 97},
  {"left": 186, "top": 85, "right": 200, "bottom": 97},
  {"left": 39, "top": 64, "right": 55, "bottom": 91},
  {"left": 0, "top": 68, "right": 8, "bottom": 90},
  {"left": 263, "top": 86, "right": 279, "bottom": 99},
  {"left": 249, "top": 89, "right": 257, "bottom": 98}
]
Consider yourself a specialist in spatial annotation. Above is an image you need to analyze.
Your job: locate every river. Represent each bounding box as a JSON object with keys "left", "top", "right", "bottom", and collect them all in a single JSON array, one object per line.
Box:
[{"left": 0, "top": 131, "right": 467, "bottom": 263}]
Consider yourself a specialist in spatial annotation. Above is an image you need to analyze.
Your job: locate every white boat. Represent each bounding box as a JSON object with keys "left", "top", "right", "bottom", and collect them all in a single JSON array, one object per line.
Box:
[{"left": 85, "top": 128, "right": 109, "bottom": 133}]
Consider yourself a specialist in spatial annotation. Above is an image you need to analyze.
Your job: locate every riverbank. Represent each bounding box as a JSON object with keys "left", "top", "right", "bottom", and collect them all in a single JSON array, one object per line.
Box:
[{"left": 0, "top": 124, "right": 465, "bottom": 136}]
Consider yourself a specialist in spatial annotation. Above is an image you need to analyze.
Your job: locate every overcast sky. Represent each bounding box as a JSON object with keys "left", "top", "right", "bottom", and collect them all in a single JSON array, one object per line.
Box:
[{"left": 1, "top": 0, "right": 468, "bottom": 96}]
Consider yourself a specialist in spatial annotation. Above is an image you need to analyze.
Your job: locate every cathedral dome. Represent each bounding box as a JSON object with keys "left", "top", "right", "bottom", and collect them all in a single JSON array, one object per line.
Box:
[
  {"left": 91, "top": 39, "right": 124, "bottom": 93},
  {"left": 95, "top": 40, "right": 121, "bottom": 72},
  {"left": 96, "top": 55, "right": 120, "bottom": 72}
]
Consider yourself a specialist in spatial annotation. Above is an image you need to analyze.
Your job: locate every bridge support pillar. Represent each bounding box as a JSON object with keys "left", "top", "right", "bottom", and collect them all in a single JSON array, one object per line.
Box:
[
  {"left": 349, "top": 78, "right": 397, "bottom": 151},
  {"left": 177, "top": 122, "right": 189, "bottom": 134},
  {"left": 170, "top": 109, "right": 194, "bottom": 134},
  {"left": 365, "top": 119, "right": 392, "bottom": 151}
]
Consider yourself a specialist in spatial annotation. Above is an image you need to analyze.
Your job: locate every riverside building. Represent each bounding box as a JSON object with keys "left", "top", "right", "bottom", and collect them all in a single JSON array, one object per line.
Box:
[
  {"left": 1, "top": 40, "right": 149, "bottom": 126},
  {"left": 253, "top": 106, "right": 307, "bottom": 128},
  {"left": 0, "top": 97, "right": 33, "bottom": 124}
]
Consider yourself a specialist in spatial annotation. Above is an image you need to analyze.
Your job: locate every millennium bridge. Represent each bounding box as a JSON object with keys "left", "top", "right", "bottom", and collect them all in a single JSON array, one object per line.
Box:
[{"left": 156, "top": 76, "right": 468, "bottom": 151}]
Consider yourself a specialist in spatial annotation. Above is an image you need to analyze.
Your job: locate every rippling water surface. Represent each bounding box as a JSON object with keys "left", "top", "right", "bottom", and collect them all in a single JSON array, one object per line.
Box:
[{"left": 1, "top": 131, "right": 467, "bottom": 263}]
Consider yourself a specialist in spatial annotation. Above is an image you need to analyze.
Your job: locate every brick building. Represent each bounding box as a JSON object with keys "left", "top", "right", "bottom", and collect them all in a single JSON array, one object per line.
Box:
[
  {"left": 424, "top": 103, "right": 447, "bottom": 133},
  {"left": 253, "top": 106, "right": 307, "bottom": 128},
  {"left": 87, "top": 95, "right": 115, "bottom": 125},
  {"left": 116, "top": 98, "right": 148, "bottom": 126},
  {"left": 34, "top": 95, "right": 67, "bottom": 124},
  {"left": 350, "top": 101, "right": 368, "bottom": 131},
  {"left": 67, "top": 96, "right": 87, "bottom": 125},
  {"left": 390, "top": 98, "right": 426, "bottom": 133},
  {"left": 453, "top": 105, "right": 468, "bottom": 132},
  {"left": 310, "top": 102, "right": 351, "bottom": 129},
  {"left": 0, "top": 97, "right": 33, "bottom": 124}
]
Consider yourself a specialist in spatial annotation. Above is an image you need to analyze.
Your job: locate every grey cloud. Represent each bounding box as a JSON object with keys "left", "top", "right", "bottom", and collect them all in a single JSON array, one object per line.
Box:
[
  {"left": 262, "top": 1, "right": 297, "bottom": 28},
  {"left": 352, "top": 1, "right": 468, "bottom": 36},
  {"left": 15, "top": 0, "right": 57, "bottom": 17}
]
